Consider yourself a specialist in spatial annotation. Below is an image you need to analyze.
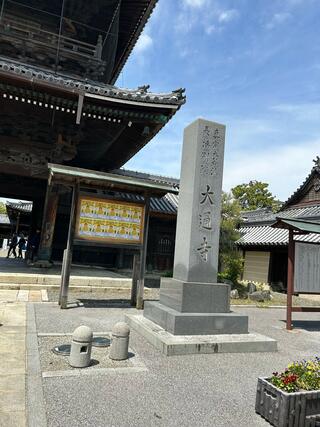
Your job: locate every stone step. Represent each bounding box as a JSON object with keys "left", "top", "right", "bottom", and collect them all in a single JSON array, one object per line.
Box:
[
  {"left": 0, "top": 283, "right": 133, "bottom": 293},
  {"left": 0, "top": 274, "right": 132, "bottom": 287}
]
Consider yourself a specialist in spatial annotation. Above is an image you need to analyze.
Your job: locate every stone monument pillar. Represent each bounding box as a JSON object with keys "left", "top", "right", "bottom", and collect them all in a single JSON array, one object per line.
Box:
[{"left": 144, "top": 119, "right": 248, "bottom": 335}]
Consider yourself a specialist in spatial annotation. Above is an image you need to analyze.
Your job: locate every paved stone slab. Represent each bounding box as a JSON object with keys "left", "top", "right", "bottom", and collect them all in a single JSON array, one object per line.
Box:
[
  {"left": 26, "top": 304, "right": 47, "bottom": 427},
  {"left": 126, "top": 314, "right": 277, "bottom": 356},
  {"left": 29, "top": 290, "right": 42, "bottom": 302},
  {"left": 0, "top": 302, "right": 26, "bottom": 426},
  {"left": 0, "top": 387, "right": 25, "bottom": 412},
  {"left": 41, "top": 289, "right": 49, "bottom": 302},
  {"left": 17, "top": 290, "right": 29, "bottom": 302},
  {"left": 0, "top": 289, "right": 18, "bottom": 302},
  {"left": 0, "top": 373, "right": 25, "bottom": 392},
  {"left": 0, "top": 410, "right": 25, "bottom": 427}
]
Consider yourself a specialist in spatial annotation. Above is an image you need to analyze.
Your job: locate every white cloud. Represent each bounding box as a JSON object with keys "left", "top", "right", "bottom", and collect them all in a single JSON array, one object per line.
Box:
[
  {"left": 218, "top": 9, "right": 238, "bottom": 23},
  {"left": 134, "top": 34, "right": 153, "bottom": 53},
  {"left": 271, "top": 103, "right": 320, "bottom": 121},
  {"left": 205, "top": 24, "right": 216, "bottom": 35},
  {"left": 175, "top": 2, "right": 239, "bottom": 35},
  {"left": 266, "top": 12, "right": 291, "bottom": 29},
  {"left": 182, "top": 0, "right": 208, "bottom": 7}
]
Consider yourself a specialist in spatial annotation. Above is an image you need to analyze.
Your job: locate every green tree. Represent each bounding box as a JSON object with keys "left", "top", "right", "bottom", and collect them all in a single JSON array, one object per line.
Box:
[
  {"left": 219, "top": 192, "right": 241, "bottom": 254},
  {"left": 0, "top": 202, "right": 6, "bottom": 214},
  {"left": 218, "top": 192, "right": 243, "bottom": 283},
  {"left": 231, "top": 180, "right": 281, "bottom": 211}
]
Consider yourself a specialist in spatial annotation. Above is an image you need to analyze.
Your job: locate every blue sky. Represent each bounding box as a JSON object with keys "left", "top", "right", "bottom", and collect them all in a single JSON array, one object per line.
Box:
[{"left": 121, "top": 0, "right": 320, "bottom": 202}]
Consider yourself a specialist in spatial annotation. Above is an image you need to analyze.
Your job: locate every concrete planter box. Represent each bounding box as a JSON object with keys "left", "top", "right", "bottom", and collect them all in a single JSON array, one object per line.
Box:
[{"left": 256, "top": 377, "right": 320, "bottom": 426}]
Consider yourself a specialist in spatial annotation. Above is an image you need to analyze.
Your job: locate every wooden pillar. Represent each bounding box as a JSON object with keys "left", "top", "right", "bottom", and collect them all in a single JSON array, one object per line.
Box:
[
  {"left": 30, "top": 198, "right": 44, "bottom": 233},
  {"left": 136, "top": 195, "right": 150, "bottom": 310},
  {"left": 15, "top": 212, "right": 20, "bottom": 234},
  {"left": 60, "top": 182, "right": 79, "bottom": 309},
  {"left": 38, "top": 181, "right": 59, "bottom": 261},
  {"left": 131, "top": 253, "right": 140, "bottom": 306},
  {"left": 286, "top": 228, "right": 295, "bottom": 330}
]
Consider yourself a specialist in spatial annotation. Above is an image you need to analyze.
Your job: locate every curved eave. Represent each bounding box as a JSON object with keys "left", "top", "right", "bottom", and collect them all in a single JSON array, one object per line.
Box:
[
  {"left": 281, "top": 168, "right": 320, "bottom": 210},
  {"left": 111, "top": 0, "right": 158, "bottom": 84},
  {"left": 0, "top": 58, "right": 186, "bottom": 108},
  {"left": 97, "top": 103, "right": 182, "bottom": 170}
]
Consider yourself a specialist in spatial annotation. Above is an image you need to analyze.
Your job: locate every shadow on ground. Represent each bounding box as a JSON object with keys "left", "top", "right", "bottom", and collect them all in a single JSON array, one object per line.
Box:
[
  {"left": 280, "top": 319, "right": 320, "bottom": 331},
  {"left": 73, "top": 298, "right": 133, "bottom": 308}
]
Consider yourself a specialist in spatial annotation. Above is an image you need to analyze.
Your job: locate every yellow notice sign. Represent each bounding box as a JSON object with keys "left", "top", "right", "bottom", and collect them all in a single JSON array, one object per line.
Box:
[{"left": 75, "top": 196, "right": 144, "bottom": 244}]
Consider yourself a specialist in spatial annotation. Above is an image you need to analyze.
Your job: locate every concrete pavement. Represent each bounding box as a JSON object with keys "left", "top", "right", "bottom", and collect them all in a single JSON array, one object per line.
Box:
[
  {"left": 30, "top": 303, "right": 320, "bottom": 427},
  {"left": 0, "top": 298, "right": 26, "bottom": 427}
]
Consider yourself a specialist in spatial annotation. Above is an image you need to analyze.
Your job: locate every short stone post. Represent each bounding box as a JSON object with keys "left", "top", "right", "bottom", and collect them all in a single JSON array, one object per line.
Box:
[
  {"left": 69, "top": 326, "right": 93, "bottom": 368},
  {"left": 109, "top": 322, "right": 130, "bottom": 360}
]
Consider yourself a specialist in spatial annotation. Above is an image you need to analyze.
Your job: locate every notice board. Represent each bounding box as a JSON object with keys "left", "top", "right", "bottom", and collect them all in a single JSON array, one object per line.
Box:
[
  {"left": 294, "top": 242, "right": 320, "bottom": 293},
  {"left": 75, "top": 196, "right": 144, "bottom": 245}
]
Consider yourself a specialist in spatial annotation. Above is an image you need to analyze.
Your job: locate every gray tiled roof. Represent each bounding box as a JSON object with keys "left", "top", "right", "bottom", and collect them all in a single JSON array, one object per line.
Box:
[
  {"left": 112, "top": 191, "right": 178, "bottom": 215},
  {"left": 237, "top": 225, "right": 320, "bottom": 246},
  {"left": 6, "top": 202, "right": 33, "bottom": 213},
  {"left": 112, "top": 169, "right": 180, "bottom": 188},
  {"left": 111, "top": 169, "right": 179, "bottom": 215},
  {"left": 0, "top": 58, "right": 186, "bottom": 106},
  {"left": 241, "top": 205, "right": 320, "bottom": 227}
]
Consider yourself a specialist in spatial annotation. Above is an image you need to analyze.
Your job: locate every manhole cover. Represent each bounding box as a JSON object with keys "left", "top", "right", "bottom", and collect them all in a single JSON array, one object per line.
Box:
[
  {"left": 52, "top": 344, "right": 71, "bottom": 356},
  {"left": 92, "top": 337, "right": 110, "bottom": 347}
]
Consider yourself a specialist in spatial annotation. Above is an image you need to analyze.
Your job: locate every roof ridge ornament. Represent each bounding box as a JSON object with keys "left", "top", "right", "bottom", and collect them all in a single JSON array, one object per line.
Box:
[
  {"left": 313, "top": 156, "right": 320, "bottom": 171},
  {"left": 172, "top": 88, "right": 186, "bottom": 99},
  {"left": 137, "top": 84, "right": 150, "bottom": 93}
]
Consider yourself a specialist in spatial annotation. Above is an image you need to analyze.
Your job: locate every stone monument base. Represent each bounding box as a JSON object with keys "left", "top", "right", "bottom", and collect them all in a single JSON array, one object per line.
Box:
[
  {"left": 144, "top": 301, "right": 248, "bottom": 335},
  {"left": 159, "top": 278, "right": 230, "bottom": 313},
  {"left": 125, "top": 314, "right": 277, "bottom": 356}
]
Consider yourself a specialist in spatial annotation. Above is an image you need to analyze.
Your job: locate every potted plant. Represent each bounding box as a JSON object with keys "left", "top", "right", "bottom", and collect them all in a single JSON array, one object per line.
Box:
[{"left": 256, "top": 358, "right": 320, "bottom": 426}]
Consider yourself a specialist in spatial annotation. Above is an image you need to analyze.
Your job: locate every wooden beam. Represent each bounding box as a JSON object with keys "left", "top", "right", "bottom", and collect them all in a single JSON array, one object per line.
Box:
[
  {"left": 37, "top": 179, "right": 59, "bottom": 261},
  {"left": 60, "top": 181, "right": 79, "bottom": 309},
  {"left": 130, "top": 252, "right": 140, "bottom": 307},
  {"left": 286, "top": 228, "right": 295, "bottom": 330},
  {"left": 136, "top": 195, "right": 150, "bottom": 310}
]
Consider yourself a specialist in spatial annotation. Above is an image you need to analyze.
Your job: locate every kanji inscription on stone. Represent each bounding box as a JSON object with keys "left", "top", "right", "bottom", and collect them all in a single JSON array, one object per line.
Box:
[
  {"left": 199, "top": 211, "right": 212, "bottom": 230},
  {"left": 200, "top": 185, "right": 214, "bottom": 205},
  {"left": 197, "top": 237, "right": 212, "bottom": 262},
  {"left": 172, "top": 119, "right": 225, "bottom": 283}
]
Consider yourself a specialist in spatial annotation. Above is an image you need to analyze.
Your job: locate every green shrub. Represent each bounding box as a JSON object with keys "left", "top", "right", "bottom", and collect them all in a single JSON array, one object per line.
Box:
[
  {"left": 161, "top": 270, "right": 173, "bottom": 278},
  {"left": 220, "top": 252, "right": 243, "bottom": 284}
]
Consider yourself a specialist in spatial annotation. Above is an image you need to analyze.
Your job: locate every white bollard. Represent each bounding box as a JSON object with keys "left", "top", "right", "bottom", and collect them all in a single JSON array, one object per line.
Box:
[
  {"left": 109, "top": 322, "right": 130, "bottom": 360},
  {"left": 69, "top": 326, "right": 93, "bottom": 368}
]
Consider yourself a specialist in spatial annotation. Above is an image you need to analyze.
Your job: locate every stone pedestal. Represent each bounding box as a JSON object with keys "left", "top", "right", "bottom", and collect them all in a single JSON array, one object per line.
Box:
[
  {"left": 159, "top": 278, "right": 230, "bottom": 313},
  {"left": 144, "top": 301, "right": 248, "bottom": 335},
  {"left": 144, "top": 278, "right": 248, "bottom": 335}
]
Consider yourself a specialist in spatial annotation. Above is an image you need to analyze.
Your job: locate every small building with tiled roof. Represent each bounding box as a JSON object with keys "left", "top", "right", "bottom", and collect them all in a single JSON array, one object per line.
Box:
[
  {"left": 0, "top": 201, "right": 32, "bottom": 244},
  {"left": 236, "top": 158, "right": 320, "bottom": 287}
]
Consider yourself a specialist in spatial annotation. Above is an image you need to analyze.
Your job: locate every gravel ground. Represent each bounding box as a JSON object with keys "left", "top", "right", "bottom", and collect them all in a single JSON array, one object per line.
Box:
[
  {"left": 38, "top": 335, "right": 134, "bottom": 372},
  {"left": 31, "top": 303, "right": 320, "bottom": 427}
]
